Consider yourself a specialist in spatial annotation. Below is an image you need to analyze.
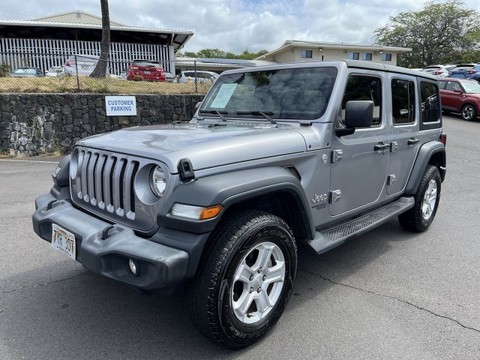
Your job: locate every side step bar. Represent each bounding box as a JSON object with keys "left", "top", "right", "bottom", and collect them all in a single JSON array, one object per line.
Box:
[{"left": 307, "top": 197, "right": 415, "bottom": 254}]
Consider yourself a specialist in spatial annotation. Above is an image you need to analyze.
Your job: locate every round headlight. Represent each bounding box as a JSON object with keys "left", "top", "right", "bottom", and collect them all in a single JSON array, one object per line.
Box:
[{"left": 150, "top": 166, "right": 167, "bottom": 197}]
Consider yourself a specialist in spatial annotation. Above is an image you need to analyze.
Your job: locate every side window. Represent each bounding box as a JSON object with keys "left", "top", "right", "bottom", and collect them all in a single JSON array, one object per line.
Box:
[
  {"left": 446, "top": 81, "right": 461, "bottom": 92},
  {"left": 391, "top": 79, "right": 416, "bottom": 125},
  {"left": 341, "top": 75, "right": 382, "bottom": 126},
  {"left": 421, "top": 82, "right": 441, "bottom": 123}
]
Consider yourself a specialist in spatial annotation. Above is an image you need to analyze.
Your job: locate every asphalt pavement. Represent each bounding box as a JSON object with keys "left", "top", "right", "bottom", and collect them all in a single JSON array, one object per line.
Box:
[{"left": 1, "top": 115, "right": 479, "bottom": 359}]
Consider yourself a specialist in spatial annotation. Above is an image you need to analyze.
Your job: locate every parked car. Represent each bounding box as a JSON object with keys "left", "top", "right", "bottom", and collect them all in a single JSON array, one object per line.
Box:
[
  {"left": 421, "top": 65, "right": 451, "bottom": 78},
  {"left": 164, "top": 71, "right": 176, "bottom": 83},
  {"left": 45, "top": 66, "right": 65, "bottom": 77},
  {"left": 9, "top": 67, "right": 44, "bottom": 77},
  {"left": 448, "top": 63, "right": 480, "bottom": 81},
  {"left": 178, "top": 70, "right": 219, "bottom": 84},
  {"left": 438, "top": 77, "right": 480, "bottom": 120},
  {"left": 33, "top": 60, "right": 446, "bottom": 349},
  {"left": 64, "top": 55, "right": 101, "bottom": 76},
  {"left": 448, "top": 63, "right": 477, "bottom": 73},
  {"left": 126, "top": 60, "right": 166, "bottom": 81},
  {"left": 448, "top": 71, "right": 480, "bottom": 82}
]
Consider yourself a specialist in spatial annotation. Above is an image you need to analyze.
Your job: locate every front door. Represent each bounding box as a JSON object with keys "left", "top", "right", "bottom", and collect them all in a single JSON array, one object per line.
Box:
[{"left": 329, "top": 74, "right": 389, "bottom": 216}]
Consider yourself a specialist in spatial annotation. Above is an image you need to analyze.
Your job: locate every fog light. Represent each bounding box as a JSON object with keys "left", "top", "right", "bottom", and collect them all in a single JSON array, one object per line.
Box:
[{"left": 128, "top": 259, "right": 139, "bottom": 276}]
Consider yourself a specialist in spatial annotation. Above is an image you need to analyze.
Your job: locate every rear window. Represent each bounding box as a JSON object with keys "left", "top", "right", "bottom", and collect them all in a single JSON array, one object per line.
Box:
[
  {"left": 132, "top": 61, "right": 160, "bottom": 67},
  {"left": 420, "top": 81, "right": 441, "bottom": 124}
]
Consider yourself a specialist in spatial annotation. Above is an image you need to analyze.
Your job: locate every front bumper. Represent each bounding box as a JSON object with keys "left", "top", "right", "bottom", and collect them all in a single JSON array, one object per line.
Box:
[{"left": 32, "top": 193, "right": 189, "bottom": 290}]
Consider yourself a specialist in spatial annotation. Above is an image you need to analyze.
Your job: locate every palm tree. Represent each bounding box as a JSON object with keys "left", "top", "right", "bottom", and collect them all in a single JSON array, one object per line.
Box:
[{"left": 90, "top": 0, "right": 110, "bottom": 78}]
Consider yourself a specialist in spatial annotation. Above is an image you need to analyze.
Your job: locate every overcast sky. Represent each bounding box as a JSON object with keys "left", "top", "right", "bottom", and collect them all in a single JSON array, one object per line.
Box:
[{"left": 1, "top": 0, "right": 479, "bottom": 53}]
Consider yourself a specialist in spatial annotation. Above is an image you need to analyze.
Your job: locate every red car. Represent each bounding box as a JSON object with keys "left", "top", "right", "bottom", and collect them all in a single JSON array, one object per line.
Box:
[
  {"left": 126, "top": 60, "right": 166, "bottom": 81},
  {"left": 438, "top": 78, "right": 480, "bottom": 121}
]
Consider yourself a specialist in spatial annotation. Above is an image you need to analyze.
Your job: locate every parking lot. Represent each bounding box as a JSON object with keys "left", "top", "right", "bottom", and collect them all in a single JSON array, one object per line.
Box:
[{"left": 1, "top": 115, "right": 479, "bottom": 359}]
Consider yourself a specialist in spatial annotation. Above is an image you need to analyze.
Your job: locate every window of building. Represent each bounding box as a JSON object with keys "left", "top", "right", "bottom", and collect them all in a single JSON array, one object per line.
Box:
[
  {"left": 362, "top": 52, "right": 373, "bottom": 61},
  {"left": 381, "top": 53, "right": 392, "bottom": 61},
  {"left": 348, "top": 52, "right": 360, "bottom": 60},
  {"left": 391, "top": 79, "right": 416, "bottom": 125},
  {"left": 301, "top": 50, "right": 313, "bottom": 58}
]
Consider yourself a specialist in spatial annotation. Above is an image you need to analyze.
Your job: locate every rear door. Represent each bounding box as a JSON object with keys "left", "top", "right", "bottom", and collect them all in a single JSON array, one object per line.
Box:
[
  {"left": 386, "top": 75, "right": 419, "bottom": 196},
  {"left": 440, "top": 80, "right": 463, "bottom": 111}
]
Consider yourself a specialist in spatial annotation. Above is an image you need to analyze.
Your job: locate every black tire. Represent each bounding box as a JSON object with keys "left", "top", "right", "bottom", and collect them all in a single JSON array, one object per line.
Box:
[
  {"left": 189, "top": 210, "right": 297, "bottom": 349},
  {"left": 399, "top": 165, "right": 441, "bottom": 232},
  {"left": 461, "top": 104, "right": 476, "bottom": 121}
]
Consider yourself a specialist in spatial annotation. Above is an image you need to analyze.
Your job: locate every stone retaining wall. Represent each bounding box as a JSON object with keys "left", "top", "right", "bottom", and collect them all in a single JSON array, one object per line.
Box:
[{"left": 0, "top": 93, "right": 204, "bottom": 156}]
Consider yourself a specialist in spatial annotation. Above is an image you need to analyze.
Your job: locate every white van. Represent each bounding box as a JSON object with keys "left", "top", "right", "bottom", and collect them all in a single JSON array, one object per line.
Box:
[
  {"left": 178, "top": 70, "right": 219, "bottom": 83},
  {"left": 64, "top": 55, "right": 103, "bottom": 76}
]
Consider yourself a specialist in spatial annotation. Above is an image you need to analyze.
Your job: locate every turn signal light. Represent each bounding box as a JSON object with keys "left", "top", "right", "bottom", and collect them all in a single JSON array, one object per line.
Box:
[{"left": 200, "top": 205, "right": 223, "bottom": 220}]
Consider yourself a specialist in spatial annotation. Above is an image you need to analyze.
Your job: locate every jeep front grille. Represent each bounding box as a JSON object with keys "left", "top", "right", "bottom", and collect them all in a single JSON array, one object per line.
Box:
[{"left": 72, "top": 149, "right": 140, "bottom": 220}]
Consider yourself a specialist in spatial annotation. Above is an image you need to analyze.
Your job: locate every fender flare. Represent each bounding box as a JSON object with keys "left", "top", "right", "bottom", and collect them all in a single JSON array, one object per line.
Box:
[
  {"left": 162, "top": 166, "right": 315, "bottom": 238},
  {"left": 405, "top": 141, "right": 446, "bottom": 194}
]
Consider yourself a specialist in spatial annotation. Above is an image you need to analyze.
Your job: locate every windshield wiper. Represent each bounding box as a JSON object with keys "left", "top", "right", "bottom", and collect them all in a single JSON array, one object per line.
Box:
[
  {"left": 199, "top": 110, "right": 228, "bottom": 122},
  {"left": 236, "top": 111, "right": 277, "bottom": 125}
]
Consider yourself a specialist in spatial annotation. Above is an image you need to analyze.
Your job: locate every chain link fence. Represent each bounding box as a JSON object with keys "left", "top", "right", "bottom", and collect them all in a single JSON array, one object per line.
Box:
[{"left": 0, "top": 53, "right": 240, "bottom": 94}]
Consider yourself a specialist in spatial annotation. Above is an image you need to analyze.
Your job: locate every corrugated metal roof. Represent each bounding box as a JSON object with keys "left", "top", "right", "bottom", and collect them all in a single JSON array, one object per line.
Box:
[{"left": 0, "top": 18, "right": 193, "bottom": 36}]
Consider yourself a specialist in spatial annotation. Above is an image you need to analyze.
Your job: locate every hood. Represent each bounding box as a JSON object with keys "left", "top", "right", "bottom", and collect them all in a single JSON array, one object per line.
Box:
[{"left": 77, "top": 122, "right": 309, "bottom": 172}]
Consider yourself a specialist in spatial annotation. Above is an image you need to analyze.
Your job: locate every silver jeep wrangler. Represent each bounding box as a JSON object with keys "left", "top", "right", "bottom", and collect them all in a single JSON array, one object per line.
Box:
[{"left": 33, "top": 60, "right": 446, "bottom": 348}]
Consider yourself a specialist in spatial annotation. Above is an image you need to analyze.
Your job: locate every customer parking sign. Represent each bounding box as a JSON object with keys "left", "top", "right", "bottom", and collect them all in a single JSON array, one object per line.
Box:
[{"left": 105, "top": 96, "right": 137, "bottom": 116}]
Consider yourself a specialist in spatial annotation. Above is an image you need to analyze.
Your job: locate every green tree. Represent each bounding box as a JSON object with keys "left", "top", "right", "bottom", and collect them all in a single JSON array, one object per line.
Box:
[
  {"left": 373, "top": 0, "right": 480, "bottom": 68},
  {"left": 91, "top": 0, "right": 110, "bottom": 78}
]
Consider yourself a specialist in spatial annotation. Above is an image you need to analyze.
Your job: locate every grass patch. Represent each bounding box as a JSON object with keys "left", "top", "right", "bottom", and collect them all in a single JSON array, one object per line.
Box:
[{"left": 0, "top": 76, "right": 211, "bottom": 94}]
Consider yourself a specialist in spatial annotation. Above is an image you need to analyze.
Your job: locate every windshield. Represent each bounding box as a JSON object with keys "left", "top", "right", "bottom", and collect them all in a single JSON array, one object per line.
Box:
[
  {"left": 199, "top": 67, "right": 337, "bottom": 120},
  {"left": 462, "top": 81, "right": 480, "bottom": 94}
]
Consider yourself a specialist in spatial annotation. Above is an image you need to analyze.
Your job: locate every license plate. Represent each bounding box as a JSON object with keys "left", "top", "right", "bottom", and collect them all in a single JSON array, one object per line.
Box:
[
  {"left": 144, "top": 70, "right": 151, "bottom": 75},
  {"left": 51, "top": 224, "right": 76, "bottom": 260}
]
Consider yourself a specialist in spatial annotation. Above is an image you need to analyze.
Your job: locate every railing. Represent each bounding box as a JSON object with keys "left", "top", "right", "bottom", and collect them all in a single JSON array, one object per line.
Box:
[{"left": 0, "top": 52, "right": 256, "bottom": 94}]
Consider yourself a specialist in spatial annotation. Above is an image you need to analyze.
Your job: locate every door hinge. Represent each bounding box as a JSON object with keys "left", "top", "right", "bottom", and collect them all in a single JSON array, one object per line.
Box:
[
  {"left": 387, "top": 174, "right": 396, "bottom": 185},
  {"left": 329, "top": 189, "right": 342, "bottom": 204},
  {"left": 390, "top": 141, "right": 398, "bottom": 152},
  {"left": 331, "top": 149, "right": 343, "bottom": 163}
]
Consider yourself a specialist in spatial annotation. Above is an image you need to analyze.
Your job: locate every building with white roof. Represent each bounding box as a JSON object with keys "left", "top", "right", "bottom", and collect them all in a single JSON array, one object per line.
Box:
[
  {"left": 0, "top": 10, "right": 193, "bottom": 75},
  {"left": 256, "top": 40, "right": 411, "bottom": 66}
]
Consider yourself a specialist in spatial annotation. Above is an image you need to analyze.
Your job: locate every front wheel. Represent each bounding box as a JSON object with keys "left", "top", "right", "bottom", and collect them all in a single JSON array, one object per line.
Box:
[
  {"left": 399, "top": 165, "right": 441, "bottom": 232},
  {"left": 461, "top": 104, "right": 476, "bottom": 121},
  {"left": 189, "top": 211, "right": 297, "bottom": 349}
]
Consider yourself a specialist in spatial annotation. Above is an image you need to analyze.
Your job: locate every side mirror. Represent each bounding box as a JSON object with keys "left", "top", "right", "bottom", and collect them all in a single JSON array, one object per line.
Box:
[
  {"left": 345, "top": 100, "right": 374, "bottom": 128},
  {"left": 336, "top": 100, "right": 374, "bottom": 136}
]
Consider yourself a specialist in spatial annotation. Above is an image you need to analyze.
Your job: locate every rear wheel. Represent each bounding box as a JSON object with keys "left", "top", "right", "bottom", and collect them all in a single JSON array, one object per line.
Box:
[
  {"left": 461, "top": 104, "right": 476, "bottom": 121},
  {"left": 189, "top": 210, "right": 297, "bottom": 349},
  {"left": 399, "top": 165, "right": 441, "bottom": 232}
]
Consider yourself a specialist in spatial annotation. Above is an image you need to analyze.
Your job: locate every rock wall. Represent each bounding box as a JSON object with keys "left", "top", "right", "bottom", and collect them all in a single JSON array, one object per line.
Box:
[{"left": 0, "top": 93, "right": 203, "bottom": 156}]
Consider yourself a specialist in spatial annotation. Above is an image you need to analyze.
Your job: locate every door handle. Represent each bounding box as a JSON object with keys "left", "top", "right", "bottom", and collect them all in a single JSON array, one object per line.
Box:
[
  {"left": 408, "top": 138, "right": 420, "bottom": 145},
  {"left": 374, "top": 142, "right": 390, "bottom": 152}
]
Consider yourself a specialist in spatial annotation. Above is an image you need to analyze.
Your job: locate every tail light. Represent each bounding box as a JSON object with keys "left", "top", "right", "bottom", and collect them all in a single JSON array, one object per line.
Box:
[
  {"left": 65, "top": 60, "right": 75, "bottom": 67},
  {"left": 432, "top": 71, "right": 442, "bottom": 75},
  {"left": 440, "top": 133, "right": 447, "bottom": 145},
  {"left": 468, "top": 70, "right": 476, "bottom": 74}
]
